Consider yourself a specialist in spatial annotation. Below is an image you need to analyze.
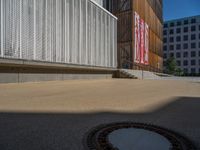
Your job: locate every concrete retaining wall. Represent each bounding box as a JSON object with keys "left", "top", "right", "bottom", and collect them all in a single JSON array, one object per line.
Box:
[{"left": 0, "top": 58, "right": 115, "bottom": 83}]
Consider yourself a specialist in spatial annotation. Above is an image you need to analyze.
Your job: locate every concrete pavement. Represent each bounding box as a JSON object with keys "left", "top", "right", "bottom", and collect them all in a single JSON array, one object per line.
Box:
[{"left": 0, "top": 79, "right": 199, "bottom": 150}]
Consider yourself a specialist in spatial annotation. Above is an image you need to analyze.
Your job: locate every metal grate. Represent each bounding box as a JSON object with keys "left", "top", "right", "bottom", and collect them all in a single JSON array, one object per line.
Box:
[{"left": 0, "top": 0, "right": 117, "bottom": 68}]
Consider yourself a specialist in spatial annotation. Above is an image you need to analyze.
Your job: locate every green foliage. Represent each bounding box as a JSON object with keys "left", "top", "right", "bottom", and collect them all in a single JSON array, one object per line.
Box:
[
  {"left": 175, "top": 68, "right": 184, "bottom": 76},
  {"left": 165, "top": 57, "right": 177, "bottom": 74}
]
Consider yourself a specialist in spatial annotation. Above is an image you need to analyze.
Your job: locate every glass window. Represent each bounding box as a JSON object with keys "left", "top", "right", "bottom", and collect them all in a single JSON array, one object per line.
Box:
[
  {"left": 163, "top": 53, "right": 167, "bottom": 59},
  {"left": 170, "top": 29, "right": 174, "bottom": 34},
  {"left": 183, "top": 35, "right": 188, "bottom": 41},
  {"left": 176, "top": 44, "right": 181, "bottom": 50},
  {"left": 191, "top": 34, "right": 196, "bottom": 40},
  {"left": 184, "top": 27, "right": 188, "bottom": 32},
  {"left": 191, "top": 60, "right": 196, "bottom": 66},
  {"left": 176, "top": 28, "right": 181, "bottom": 33},
  {"left": 183, "top": 43, "right": 188, "bottom": 49},
  {"left": 176, "top": 60, "right": 181, "bottom": 66},
  {"left": 183, "top": 51, "right": 188, "bottom": 57},
  {"left": 184, "top": 68, "right": 188, "bottom": 73},
  {"left": 163, "top": 45, "right": 167, "bottom": 51},
  {"left": 184, "top": 20, "right": 188, "bottom": 25},
  {"left": 191, "top": 26, "right": 196, "bottom": 31},
  {"left": 191, "top": 51, "right": 196, "bottom": 57},
  {"left": 170, "top": 53, "right": 174, "bottom": 57},
  {"left": 176, "top": 21, "right": 181, "bottom": 26},
  {"left": 176, "top": 36, "right": 181, "bottom": 42},
  {"left": 176, "top": 52, "right": 181, "bottom": 58},
  {"left": 163, "top": 38, "right": 167, "bottom": 43},
  {"left": 183, "top": 60, "right": 188, "bottom": 66},
  {"left": 170, "top": 45, "right": 174, "bottom": 50},
  {"left": 164, "top": 23, "right": 168, "bottom": 28},
  {"left": 163, "top": 30, "right": 167, "bottom": 35},
  {"left": 191, "top": 43, "right": 196, "bottom": 49},
  {"left": 170, "top": 22, "right": 174, "bottom": 27},
  {"left": 191, "top": 68, "right": 196, "bottom": 74},
  {"left": 191, "top": 19, "right": 196, "bottom": 24},
  {"left": 170, "top": 37, "right": 174, "bottom": 42}
]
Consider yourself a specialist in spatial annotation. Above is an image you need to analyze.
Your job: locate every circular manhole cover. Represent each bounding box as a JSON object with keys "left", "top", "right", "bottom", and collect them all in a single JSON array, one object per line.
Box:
[{"left": 85, "top": 122, "right": 196, "bottom": 150}]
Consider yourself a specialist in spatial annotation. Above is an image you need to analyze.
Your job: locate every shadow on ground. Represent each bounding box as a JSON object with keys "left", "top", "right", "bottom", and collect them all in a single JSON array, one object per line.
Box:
[{"left": 0, "top": 97, "right": 200, "bottom": 150}]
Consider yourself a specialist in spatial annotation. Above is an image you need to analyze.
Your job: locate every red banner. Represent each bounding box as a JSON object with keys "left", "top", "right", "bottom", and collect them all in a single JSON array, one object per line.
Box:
[
  {"left": 144, "top": 23, "right": 149, "bottom": 65},
  {"left": 134, "top": 12, "right": 149, "bottom": 65},
  {"left": 134, "top": 12, "right": 140, "bottom": 63},
  {"left": 140, "top": 19, "right": 145, "bottom": 64}
]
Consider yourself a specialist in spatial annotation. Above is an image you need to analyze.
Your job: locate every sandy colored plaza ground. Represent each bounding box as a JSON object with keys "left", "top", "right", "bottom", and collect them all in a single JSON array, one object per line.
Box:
[{"left": 0, "top": 79, "right": 200, "bottom": 150}]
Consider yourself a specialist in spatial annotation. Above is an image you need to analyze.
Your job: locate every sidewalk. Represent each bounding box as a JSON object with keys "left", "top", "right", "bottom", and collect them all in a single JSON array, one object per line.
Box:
[{"left": 0, "top": 79, "right": 199, "bottom": 150}]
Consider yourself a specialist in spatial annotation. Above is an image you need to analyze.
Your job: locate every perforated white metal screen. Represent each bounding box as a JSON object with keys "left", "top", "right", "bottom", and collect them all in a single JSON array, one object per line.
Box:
[{"left": 0, "top": 0, "right": 117, "bottom": 68}]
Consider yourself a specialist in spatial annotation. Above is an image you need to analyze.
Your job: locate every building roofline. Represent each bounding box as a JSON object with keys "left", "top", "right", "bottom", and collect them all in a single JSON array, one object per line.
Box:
[
  {"left": 89, "top": 0, "right": 118, "bottom": 20},
  {"left": 164, "top": 15, "right": 200, "bottom": 23}
]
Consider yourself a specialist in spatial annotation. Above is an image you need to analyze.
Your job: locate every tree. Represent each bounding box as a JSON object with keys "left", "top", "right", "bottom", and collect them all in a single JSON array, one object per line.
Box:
[
  {"left": 165, "top": 57, "right": 177, "bottom": 74},
  {"left": 175, "top": 68, "right": 184, "bottom": 76}
]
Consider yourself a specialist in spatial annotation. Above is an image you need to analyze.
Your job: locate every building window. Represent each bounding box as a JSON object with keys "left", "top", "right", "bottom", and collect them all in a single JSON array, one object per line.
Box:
[
  {"left": 183, "top": 60, "right": 188, "bottom": 66},
  {"left": 176, "top": 52, "right": 181, "bottom": 58},
  {"left": 199, "top": 33, "right": 200, "bottom": 39},
  {"left": 191, "top": 18, "right": 196, "bottom": 24},
  {"left": 176, "top": 44, "right": 181, "bottom": 50},
  {"left": 176, "top": 36, "right": 181, "bottom": 42},
  {"left": 170, "top": 37, "right": 174, "bottom": 42},
  {"left": 199, "top": 25, "right": 200, "bottom": 31},
  {"left": 191, "top": 51, "right": 196, "bottom": 57},
  {"left": 176, "top": 60, "right": 181, "bottom": 66},
  {"left": 163, "top": 38, "right": 167, "bottom": 43},
  {"left": 176, "top": 21, "right": 181, "bottom": 26},
  {"left": 199, "top": 42, "right": 200, "bottom": 48},
  {"left": 183, "top": 51, "right": 188, "bottom": 57},
  {"left": 199, "top": 51, "right": 200, "bottom": 57},
  {"left": 163, "top": 53, "right": 167, "bottom": 59},
  {"left": 183, "top": 35, "right": 188, "bottom": 41},
  {"left": 184, "top": 68, "right": 188, "bottom": 73},
  {"left": 163, "top": 30, "right": 167, "bottom": 35},
  {"left": 170, "top": 22, "right": 174, "bottom": 27},
  {"left": 184, "top": 27, "right": 188, "bottom": 32},
  {"left": 183, "top": 43, "right": 188, "bottom": 49},
  {"left": 164, "top": 23, "right": 168, "bottom": 28},
  {"left": 191, "top": 26, "right": 196, "bottom": 32},
  {"left": 191, "top": 34, "right": 196, "bottom": 40},
  {"left": 170, "top": 29, "right": 174, "bottom": 34},
  {"left": 163, "top": 45, "right": 167, "bottom": 51},
  {"left": 191, "top": 68, "right": 196, "bottom": 74},
  {"left": 176, "top": 28, "right": 181, "bottom": 33},
  {"left": 170, "top": 45, "right": 174, "bottom": 50},
  {"left": 184, "top": 20, "right": 188, "bottom": 25},
  {"left": 191, "top": 60, "right": 196, "bottom": 66},
  {"left": 191, "top": 43, "right": 196, "bottom": 49},
  {"left": 170, "top": 53, "right": 174, "bottom": 57}
]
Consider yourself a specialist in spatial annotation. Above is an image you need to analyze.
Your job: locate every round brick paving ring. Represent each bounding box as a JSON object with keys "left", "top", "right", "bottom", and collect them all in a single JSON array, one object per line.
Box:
[{"left": 85, "top": 122, "right": 196, "bottom": 150}]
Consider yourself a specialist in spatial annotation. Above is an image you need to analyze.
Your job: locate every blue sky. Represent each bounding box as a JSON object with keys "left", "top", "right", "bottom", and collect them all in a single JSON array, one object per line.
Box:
[{"left": 163, "top": 0, "right": 200, "bottom": 21}]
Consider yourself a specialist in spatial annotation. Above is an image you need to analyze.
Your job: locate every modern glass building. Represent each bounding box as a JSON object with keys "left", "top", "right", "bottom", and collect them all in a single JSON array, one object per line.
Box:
[
  {"left": 163, "top": 15, "right": 200, "bottom": 75},
  {"left": 0, "top": 0, "right": 117, "bottom": 68}
]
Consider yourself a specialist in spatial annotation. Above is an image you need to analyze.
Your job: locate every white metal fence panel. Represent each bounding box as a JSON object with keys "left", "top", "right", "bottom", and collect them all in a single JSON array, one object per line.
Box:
[{"left": 0, "top": 0, "right": 117, "bottom": 68}]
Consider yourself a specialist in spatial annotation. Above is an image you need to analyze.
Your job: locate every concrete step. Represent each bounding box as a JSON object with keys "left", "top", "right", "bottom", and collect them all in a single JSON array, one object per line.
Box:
[{"left": 120, "top": 69, "right": 161, "bottom": 80}]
